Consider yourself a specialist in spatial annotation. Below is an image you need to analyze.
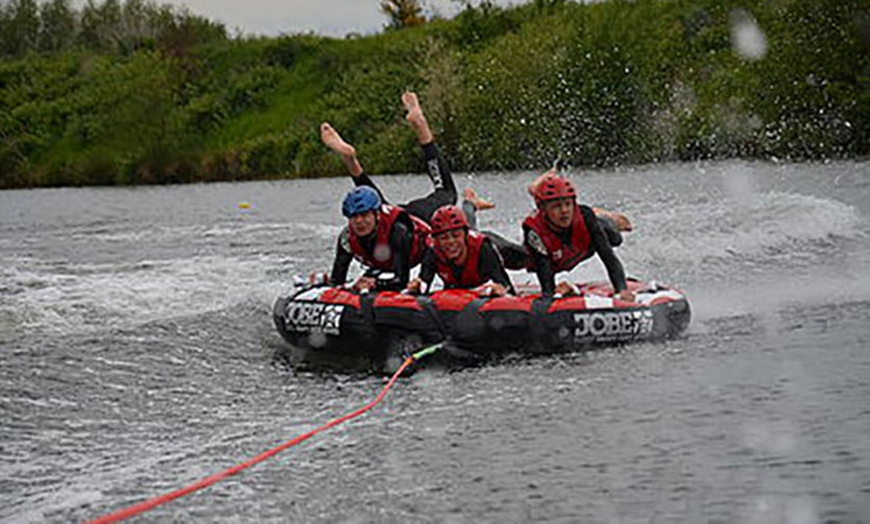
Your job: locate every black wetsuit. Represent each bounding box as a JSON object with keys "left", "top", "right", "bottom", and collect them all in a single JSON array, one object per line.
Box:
[
  {"left": 329, "top": 217, "right": 415, "bottom": 292},
  {"left": 524, "top": 207, "right": 627, "bottom": 296},
  {"left": 353, "top": 142, "right": 457, "bottom": 223},
  {"left": 453, "top": 200, "right": 527, "bottom": 272},
  {"left": 329, "top": 142, "right": 456, "bottom": 291}
]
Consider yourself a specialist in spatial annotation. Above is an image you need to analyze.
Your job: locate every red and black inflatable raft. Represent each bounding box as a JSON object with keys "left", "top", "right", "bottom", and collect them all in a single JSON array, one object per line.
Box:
[{"left": 273, "top": 278, "right": 690, "bottom": 372}]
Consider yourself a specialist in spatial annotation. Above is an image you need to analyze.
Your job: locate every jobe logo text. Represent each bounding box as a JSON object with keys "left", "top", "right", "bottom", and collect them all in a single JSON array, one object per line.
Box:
[
  {"left": 573, "top": 310, "right": 654, "bottom": 339},
  {"left": 284, "top": 302, "right": 344, "bottom": 335}
]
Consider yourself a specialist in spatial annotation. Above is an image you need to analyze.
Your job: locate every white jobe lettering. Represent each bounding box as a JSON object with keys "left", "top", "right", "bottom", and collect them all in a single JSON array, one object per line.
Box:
[
  {"left": 284, "top": 302, "right": 344, "bottom": 335},
  {"left": 572, "top": 310, "right": 654, "bottom": 339},
  {"left": 427, "top": 159, "right": 444, "bottom": 189}
]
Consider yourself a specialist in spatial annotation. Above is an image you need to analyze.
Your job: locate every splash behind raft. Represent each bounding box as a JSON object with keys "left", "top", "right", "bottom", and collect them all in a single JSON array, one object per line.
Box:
[{"left": 273, "top": 278, "right": 690, "bottom": 372}]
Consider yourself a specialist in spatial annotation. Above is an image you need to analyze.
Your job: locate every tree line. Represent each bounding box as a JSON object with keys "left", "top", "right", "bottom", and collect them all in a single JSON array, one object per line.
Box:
[
  {"left": 0, "top": 0, "right": 226, "bottom": 56},
  {"left": 1, "top": 0, "right": 867, "bottom": 188}
]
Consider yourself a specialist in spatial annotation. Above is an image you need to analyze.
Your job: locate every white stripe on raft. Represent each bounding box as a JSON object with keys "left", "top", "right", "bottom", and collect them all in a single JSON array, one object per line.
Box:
[{"left": 582, "top": 294, "right": 613, "bottom": 309}]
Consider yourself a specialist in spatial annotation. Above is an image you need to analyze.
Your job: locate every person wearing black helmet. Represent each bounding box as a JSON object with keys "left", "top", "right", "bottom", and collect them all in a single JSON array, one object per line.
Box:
[
  {"left": 323, "top": 92, "right": 454, "bottom": 292},
  {"left": 406, "top": 204, "right": 515, "bottom": 297},
  {"left": 523, "top": 169, "right": 635, "bottom": 301}
]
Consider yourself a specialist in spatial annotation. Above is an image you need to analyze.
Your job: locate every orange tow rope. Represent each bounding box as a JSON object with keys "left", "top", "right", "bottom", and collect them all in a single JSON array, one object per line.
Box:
[{"left": 89, "top": 344, "right": 440, "bottom": 524}]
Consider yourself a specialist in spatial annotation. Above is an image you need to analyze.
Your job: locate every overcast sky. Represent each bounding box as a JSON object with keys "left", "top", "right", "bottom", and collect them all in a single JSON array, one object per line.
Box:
[{"left": 73, "top": 1, "right": 521, "bottom": 37}]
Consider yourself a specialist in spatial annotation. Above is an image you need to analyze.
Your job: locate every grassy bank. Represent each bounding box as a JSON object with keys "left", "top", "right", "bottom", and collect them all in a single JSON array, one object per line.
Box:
[{"left": 1, "top": 0, "right": 867, "bottom": 188}]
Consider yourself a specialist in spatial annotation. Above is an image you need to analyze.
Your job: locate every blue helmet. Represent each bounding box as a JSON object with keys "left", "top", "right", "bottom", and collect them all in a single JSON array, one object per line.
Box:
[{"left": 342, "top": 186, "right": 382, "bottom": 218}]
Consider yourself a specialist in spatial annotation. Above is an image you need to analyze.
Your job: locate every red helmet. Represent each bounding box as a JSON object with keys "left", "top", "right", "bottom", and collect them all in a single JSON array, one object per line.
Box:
[
  {"left": 430, "top": 205, "right": 469, "bottom": 235},
  {"left": 534, "top": 174, "right": 577, "bottom": 206}
]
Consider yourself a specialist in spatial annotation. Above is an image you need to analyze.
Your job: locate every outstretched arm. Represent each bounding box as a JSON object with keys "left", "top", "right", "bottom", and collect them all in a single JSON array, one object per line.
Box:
[
  {"left": 524, "top": 227, "right": 557, "bottom": 296},
  {"left": 582, "top": 208, "right": 627, "bottom": 294},
  {"left": 329, "top": 228, "right": 354, "bottom": 286},
  {"left": 479, "top": 240, "right": 516, "bottom": 295},
  {"left": 418, "top": 247, "right": 437, "bottom": 290}
]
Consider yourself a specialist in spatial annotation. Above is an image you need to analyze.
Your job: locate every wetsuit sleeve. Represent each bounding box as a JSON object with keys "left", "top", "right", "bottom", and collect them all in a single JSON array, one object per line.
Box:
[
  {"left": 401, "top": 142, "right": 458, "bottom": 222},
  {"left": 375, "top": 220, "right": 412, "bottom": 292},
  {"left": 419, "top": 247, "right": 437, "bottom": 290},
  {"left": 479, "top": 239, "right": 516, "bottom": 294},
  {"left": 422, "top": 142, "right": 456, "bottom": 195},
  {"left": 329, "top": 227, "right": 354, "bottom": 286},
  {"left": 352, "top": 172, "right": 388, "bottom": 204},
  {"left": 523, "top": 226, "right": 556, "bottom": 296},
  {"left": 582, "top": 207, "right": 627, "bottom": 293},
  {"left": 485, "top": 230, "right": 531, "bottom": 271}
]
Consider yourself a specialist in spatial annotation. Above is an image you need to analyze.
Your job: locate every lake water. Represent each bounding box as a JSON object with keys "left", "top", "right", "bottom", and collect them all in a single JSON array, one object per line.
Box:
[{"left": 1, "top": 160, "right": 869, "bottom": 522}]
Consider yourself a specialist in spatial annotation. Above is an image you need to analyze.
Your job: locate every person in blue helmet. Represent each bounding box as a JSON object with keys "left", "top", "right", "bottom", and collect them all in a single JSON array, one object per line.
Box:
[
  {"left": 323, "top": 92, "right": 461, "bottom": 292},
  {"left": 328, "top": 185, "right": 431, "bottom": 292}
]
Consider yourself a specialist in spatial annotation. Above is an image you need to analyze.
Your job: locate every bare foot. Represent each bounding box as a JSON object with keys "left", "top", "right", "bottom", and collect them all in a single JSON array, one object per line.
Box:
[
  {"left": 320, "top": 122, "right": 363, "bottom": 177},
  {"left": 463, "top": 187, "right": 495, "bottom": 210},
  {"left": 402, "top": 92, "right": 434, "bottom": 145},
  {"left": 593, "top": 207, "right": 634, "bottom": 232}
]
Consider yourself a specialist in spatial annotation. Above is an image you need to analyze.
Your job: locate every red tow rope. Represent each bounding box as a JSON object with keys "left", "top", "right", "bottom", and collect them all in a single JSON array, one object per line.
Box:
[{"left": 89, "top": 344, "right": 438, "bottom": 524}]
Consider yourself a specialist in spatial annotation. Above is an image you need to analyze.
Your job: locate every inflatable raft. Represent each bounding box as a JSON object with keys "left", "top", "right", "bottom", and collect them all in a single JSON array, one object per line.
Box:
[{"left": 273, "top": 278, "right": 690, "bottom": 372}]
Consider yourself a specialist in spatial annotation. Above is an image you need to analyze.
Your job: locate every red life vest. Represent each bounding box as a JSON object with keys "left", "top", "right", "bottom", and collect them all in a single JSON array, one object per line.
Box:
[
  {"left": 522, "top": 204, "right": 592, "bottom": 273},
  {"left": 433, "top": 230, "right": 487, "bottom": 288},
  {"left": 347, "top": 204, "right": 430, "bottom": 270}
]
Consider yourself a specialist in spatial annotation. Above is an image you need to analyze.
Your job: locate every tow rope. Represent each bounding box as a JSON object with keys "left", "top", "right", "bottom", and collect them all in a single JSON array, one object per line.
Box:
[{"left": 89, "top": 343, "right": 441, "bottom": 524}]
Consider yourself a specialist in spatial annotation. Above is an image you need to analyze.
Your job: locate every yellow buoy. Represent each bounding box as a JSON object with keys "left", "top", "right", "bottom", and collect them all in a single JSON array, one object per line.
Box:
[{"left": 238, "top": 202, "right": 251, "bottom": 209}]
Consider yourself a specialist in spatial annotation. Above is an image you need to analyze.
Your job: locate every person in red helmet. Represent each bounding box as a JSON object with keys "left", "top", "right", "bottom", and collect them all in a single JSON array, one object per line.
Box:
[
  {"left": 406, "top": 204, "right": 515, "bottom": 297},
  {"left": 523, "top": 170, "right": 635, "bottom": 301}
]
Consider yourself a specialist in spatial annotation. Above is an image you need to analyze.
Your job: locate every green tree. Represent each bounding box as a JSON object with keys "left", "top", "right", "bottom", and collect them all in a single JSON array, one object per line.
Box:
[
  {"left": 77, "top": 0, "right": 103, "bottom": 50},
  {"left": 39, "top": 0, "right": 76, "bottom": 52},
  {"left": 380, "top": 0, "right": 425, "bottom": 29},
  {"left": 119, "top": 0, "right": 155, "bottom": 51},
  {"left": 533, "top": 0, "right": 565, "bottom": 14},
  {"left": 2, "top": 0, "right": 41, "bottom": 55},
  {"left": 0, "top": 5, "right": 9, "bottom": 54},
  {"left": 98, "top": 0, "right": 123, "bottom": 50}
]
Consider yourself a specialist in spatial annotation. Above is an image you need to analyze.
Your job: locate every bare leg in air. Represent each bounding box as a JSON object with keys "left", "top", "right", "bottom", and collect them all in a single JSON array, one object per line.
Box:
[{"left": 320, "top": 122, "right": 363, "bottom": 178}]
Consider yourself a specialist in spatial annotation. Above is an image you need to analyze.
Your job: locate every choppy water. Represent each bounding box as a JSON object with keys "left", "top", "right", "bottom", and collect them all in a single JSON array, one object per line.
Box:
[{"left": 1, "top": 160, "right": 869, "bottom": 523}]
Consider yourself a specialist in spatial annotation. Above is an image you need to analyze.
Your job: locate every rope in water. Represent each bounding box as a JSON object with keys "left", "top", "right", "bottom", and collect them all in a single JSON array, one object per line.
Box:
[{"left": 89, "top": 343, "right": 441, "bottom": 524}]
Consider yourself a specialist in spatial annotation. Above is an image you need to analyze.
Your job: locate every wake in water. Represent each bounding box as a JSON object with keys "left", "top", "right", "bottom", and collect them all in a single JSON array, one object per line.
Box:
[
  {"left": 620, "top": 164, "right": 870, "bottom": 330},
  {"left": 635, "top": 191, "right": 863, "bottom": 276},
  {"left": 0, "top": 218, "right": 345, "bottom": 342}
]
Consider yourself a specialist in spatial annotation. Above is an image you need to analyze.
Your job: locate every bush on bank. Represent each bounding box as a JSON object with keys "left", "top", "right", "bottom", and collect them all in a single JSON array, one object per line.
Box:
[{"left": 0, "top": 0, "right": 867, "bottom": 188}]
